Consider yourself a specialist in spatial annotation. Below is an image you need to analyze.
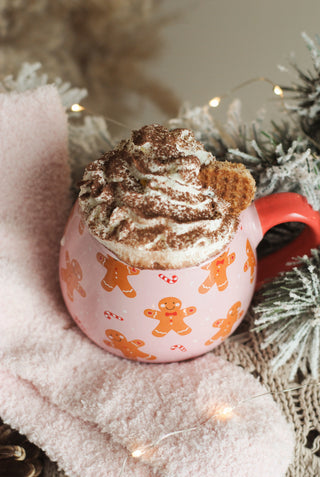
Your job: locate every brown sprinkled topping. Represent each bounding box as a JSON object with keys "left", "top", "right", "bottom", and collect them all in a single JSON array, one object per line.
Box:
[{"left": 78, "top": 124, "right": 254, "bottom": 268}]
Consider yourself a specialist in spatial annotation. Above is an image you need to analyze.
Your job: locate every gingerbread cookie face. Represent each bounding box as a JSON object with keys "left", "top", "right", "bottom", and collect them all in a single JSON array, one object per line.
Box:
[
  {"left": 60, "top": 251, "right": 86, "bottom": 302},
  {"left": 205, "top": 301, "right": 243, "bottom": 346},
  {"left": 103, "top": 329, "right": 156, "bottom": 360},
  {"left": 96, "top": 252, "right": 140, "bottom": 298},
  {"left": 198, "top": 249, "right": 236, "bottom": 294},
  {"left": 144, "top": 297, "right": 196, "bottom": 337},
  {"left": 244, "top": 239, "right": 256, "bottom": 283}
]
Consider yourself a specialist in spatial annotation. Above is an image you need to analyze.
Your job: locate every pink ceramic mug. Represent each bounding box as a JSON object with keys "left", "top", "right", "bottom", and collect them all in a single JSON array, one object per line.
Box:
[{"left": 59, "top": 192, "right": 320, "bottom": 363}]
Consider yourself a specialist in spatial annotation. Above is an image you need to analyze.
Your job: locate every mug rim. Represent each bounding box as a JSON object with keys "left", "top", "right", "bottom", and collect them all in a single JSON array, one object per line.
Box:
[{"left": 78, "top": 211, "right": 243, "bottom": 273}]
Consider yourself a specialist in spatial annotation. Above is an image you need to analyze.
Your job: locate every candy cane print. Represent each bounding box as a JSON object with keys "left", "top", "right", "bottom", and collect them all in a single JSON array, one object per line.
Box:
[
  {"left": 170, "top": 344, "right": 187, "bottom": 352},
  {"left": 104, "top": 310, "right": 124, "bottom": 321},
  {"left": 158, "top": 273, "right": 178, "bottom": 284}
]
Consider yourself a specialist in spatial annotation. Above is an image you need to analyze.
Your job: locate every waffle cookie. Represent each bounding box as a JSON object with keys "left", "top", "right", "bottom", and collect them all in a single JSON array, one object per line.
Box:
[{"left": 199, "top": 160, "right": 256, "bottom": 215}]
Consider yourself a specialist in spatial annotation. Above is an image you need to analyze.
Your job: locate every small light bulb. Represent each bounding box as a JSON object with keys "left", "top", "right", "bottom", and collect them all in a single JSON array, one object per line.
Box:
[
  {"left": 218, "top": 406, "right": 234, "bottom": 419},
  {"left": 132, "top": 448, "right": 144, "bottom": 458},
  {"left": 209, "top": 96, "right": 221, "bottom": 108},
  {"left": 70, "top": 103, "right": 85, "bottom": 112},
  {"left": 209, "top": 404, "right": 235, "bottom": 421},
  {"left": 273, "top": 85, "right": 283, "bottom": 97}
]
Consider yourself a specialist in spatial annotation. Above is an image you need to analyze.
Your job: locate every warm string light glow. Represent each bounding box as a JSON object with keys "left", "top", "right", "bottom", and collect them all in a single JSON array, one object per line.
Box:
[
  {"left": 273, "top": 84, "right": 284, "bottom": 97},
  {"left": 208, "top": 96, "right": 221, "bottom": 108},
  {"left": 131, "top": 448, "right": 145, "bottom": 458},
  {"left": 69, "top": 104, "right": 131, "bottom": 130},
  {"left": 118, "top": 381, "right": 319, "bottom": 477},
  {"left": 208, "top": 77, "right": 284, "bottom": 108},
  {"left": 125, "top": 404, "right": 236, "bottom": 473},
  {"left": 210, "top": 404, "right": 235, "bottom": 421},
  {"left": 70, "top": 103, "right": 85, "bottom": 112},
  {"left": 122, "top": 404, "right": 236, "bottom": 475}
]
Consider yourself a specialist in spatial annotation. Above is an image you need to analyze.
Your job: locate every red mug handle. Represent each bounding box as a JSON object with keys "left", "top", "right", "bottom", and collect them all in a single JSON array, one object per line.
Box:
[{"left": 254, "top": 192, "right": 320, "bottom": 289}]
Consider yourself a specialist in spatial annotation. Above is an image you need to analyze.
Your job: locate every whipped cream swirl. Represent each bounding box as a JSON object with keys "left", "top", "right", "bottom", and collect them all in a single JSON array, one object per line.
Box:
[{"left": 79, "top": 125, "right": 238, "bottom": 269}]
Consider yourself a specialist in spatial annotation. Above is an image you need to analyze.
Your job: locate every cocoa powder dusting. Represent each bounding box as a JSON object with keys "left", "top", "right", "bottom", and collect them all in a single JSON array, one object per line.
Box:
[{"left": 78, "top": 124, "right": 254, "bottom": 268}]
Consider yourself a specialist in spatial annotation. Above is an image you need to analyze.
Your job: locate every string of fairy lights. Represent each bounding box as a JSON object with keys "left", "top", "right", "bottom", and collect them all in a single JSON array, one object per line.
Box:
[
  {"left": 70, "top": 76, "right": 284, "bottom": 119},
  {"left": 117, "top": 381, "right": 319, "bottom": 476},
  {"left": 208, "top": 76, "right": 284, "bottom": 109},
  {"left": 70, "top": 77, "right": 290, "bottom": 477}
]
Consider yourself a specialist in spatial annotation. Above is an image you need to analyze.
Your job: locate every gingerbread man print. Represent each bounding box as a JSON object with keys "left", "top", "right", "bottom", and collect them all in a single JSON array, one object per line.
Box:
[
  {"left": 205, "top": 301, "right": 244, "bottom": 346},
  {"left": 198, "top": 249, "right": 236, "bottom": 294},
  {"left": 96, "top": 252, "right": 140, "bottom": 298},
  {"left": 144, "top": 297, "right": 196, "bottom": 337},
  {"left": 103, "top": 329, "right": 156, "bottom": 360},
  {"left": 60, "top": 251, "right": 86, "bottom": 302},
  {"left": 244, "top": 239, "right": 256, "bottom": 283}
]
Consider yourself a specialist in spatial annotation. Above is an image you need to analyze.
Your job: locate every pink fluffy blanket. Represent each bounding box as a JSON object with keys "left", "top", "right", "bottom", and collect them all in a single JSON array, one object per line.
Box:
[{"left": 0, "top": 86, "right": 294, "bottom": 477}]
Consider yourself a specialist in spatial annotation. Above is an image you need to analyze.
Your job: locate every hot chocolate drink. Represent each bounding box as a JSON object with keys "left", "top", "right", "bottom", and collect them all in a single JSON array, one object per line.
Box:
[{"left": 79, "top": 124, "right": 255, "bottom": 269}]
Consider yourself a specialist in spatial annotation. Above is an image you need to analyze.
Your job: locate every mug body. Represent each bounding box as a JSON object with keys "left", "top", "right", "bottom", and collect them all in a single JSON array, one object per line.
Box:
[{"left": 59, "top": 201, "right": 261, "bottom": 362}]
